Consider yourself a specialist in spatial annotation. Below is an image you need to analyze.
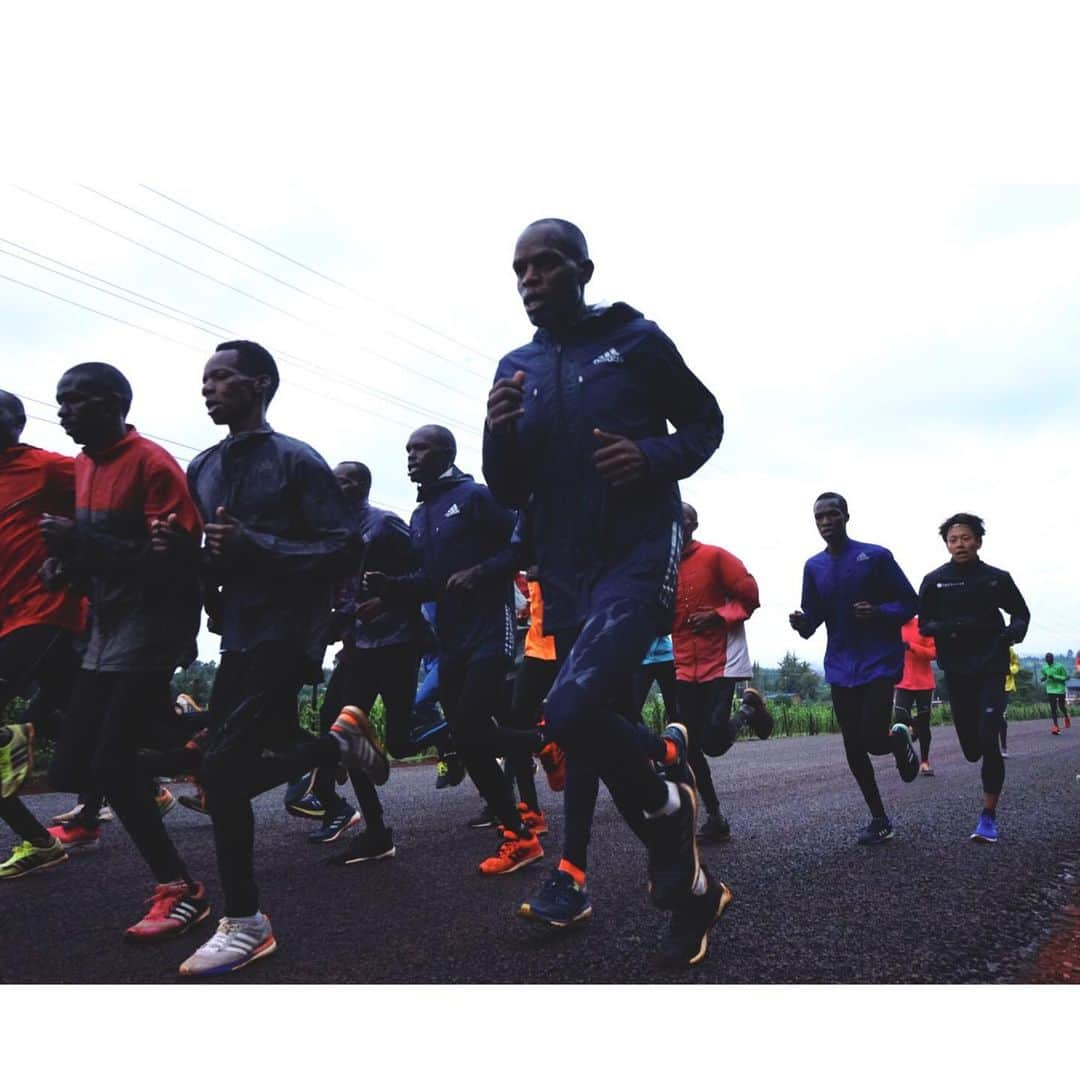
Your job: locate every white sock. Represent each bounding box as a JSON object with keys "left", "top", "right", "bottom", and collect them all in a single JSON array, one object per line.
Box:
[{"left": 643, "top": 781, "right": 681, "bottom": 820}]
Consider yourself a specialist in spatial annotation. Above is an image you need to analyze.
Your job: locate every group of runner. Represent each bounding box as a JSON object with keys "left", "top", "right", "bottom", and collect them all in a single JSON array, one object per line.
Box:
[{"left": 0, "top": 217, "right": 1056, "bottom": 978}]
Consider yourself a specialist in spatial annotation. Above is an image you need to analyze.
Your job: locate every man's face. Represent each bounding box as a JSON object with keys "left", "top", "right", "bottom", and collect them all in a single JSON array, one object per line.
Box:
[
  {"left": 512, "top": 226, "right": 592, "bottom": 330},
  {"left": 681, "top": 504, "right": 698, "bottom": 546},
  {"left": 202, "top": 350, "right": 264, "bottom": 426},
  {"left": 406, "top": 429, "right": 449, "bottom": 484},
  {"left": 945, "top": 524, "right": 981, "bottom": 564},
  {"left": 814, "top": 498, "right": 848, "bottom": 544},
  {"left": 333, "top": 463, "right": 367, "bottom": 501},
  {"left": 0, "top": 398, "right": 24, "bottom": 449},
  {"left": 56, "top": 372, "right": 118, "bottom": 447}
]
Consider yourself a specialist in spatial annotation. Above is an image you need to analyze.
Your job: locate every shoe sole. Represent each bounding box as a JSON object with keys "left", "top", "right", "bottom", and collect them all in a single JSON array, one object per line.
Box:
[
  {"left": 125, "top": 903, "right": 211, "bottom": 942},
  {"left": 338, "top": 846, "right": 396, "bottom": 865},
  {"left": 0, "top": 852, "right": 68, "bottom": 879},
  {"left": 309, "top": 811, "right": 361, "bottom": 843},
  {"left": 469, "top": 821, "right": 498, "bottom": 829},
  {"left": 857, "top": 832, "right": 895, "bottom": 846},
  {"left": 479, "top": 848, "right": 544, "bottom": 876},
  {"left": 970, "top": 834, "right": 998, "bottom": 843},
  {"left": 59, "top": 838, "right": 102, "bottom": 853},
  {"left": 179, "top": 935, "right": 278, "bottom": 977},
  {"left": 517, "top": 900, "right": 593, "bottom": 928},
  {"left": 682, "top": 881, "right": 734, "bottom": 968},
  {"left": 284, "top": 804, "right": 325, "bottom": 820},
  {"left": 921, "top": 769, "right": 935, "bottom": 777}
]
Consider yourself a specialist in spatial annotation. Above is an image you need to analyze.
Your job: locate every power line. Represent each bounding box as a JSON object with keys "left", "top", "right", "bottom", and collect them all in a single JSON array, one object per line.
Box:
[
  {"left": 140, "top": 184, "right": 498, "bottom": 367},
  {"left": 23, "top": 412, "right": 193, "bottom": 466},
  {"left": 18, "top": 186, "right": 487, "bottom": 398}
]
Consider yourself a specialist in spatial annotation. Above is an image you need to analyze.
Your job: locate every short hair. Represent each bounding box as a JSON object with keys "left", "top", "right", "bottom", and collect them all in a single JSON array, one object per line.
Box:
[
  {"left": 524, "top": 218, "right": 589, "bottom": 262},
  {"left": 215, "top": 339, "right": 280, "bottom": 403},
  {"left": 938, "top": 512, "right": 985, "bottom": 540},
  {"left": 425, "top": 425, "right": 457, "bottom": 458},
  {"left": 61, "top": 362, "right": 133, "bottom": 417},
  {"left": 0, "top": 390, "right": 26, "bottom": 422},
  {"left": 814, "top": 491, "right": 849, "bottom": 515},
  {"left": 337, "top": 460, "right": 372, "bottom": 493}
]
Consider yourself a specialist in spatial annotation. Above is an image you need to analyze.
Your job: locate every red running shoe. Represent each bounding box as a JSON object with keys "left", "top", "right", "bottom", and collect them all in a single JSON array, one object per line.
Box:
[
  {"left": 519, "top": 803, "right": 548, "bottom": 836},
  {"left": 47, "top": 821, "right": 101, "bottom": 852},
  {"left": 537, "top": 742, "right": 566, "bottom": 792},
  {"left": 478, "top": 828, "right": 544, "bottom": 876},
  {"left": 1051, "top": 725, "right": 1061, "bottom": 735},
  {"left": 125, "top": 880, "right": 210, "bottom": 941}
]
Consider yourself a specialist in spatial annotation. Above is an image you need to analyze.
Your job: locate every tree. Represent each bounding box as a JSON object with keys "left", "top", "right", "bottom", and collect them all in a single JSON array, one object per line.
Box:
[
  {"left": 777, "top": 651, "right": 823, "bottom": 701},
  {"left": 170, "top": 660, "right": 218, "bottom": 707}
]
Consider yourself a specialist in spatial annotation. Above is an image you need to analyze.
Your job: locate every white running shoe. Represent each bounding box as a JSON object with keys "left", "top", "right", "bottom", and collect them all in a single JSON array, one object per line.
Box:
[
  {"left": 179, "top": 914, "right": 277, "bottom": 977},
  {"left": 51, "top": 801, "right": 114, "bottom": 824}
]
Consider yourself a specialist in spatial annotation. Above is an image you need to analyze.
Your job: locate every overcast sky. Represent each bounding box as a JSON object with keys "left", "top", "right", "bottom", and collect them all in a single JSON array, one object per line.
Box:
[{"left": 2, "top": 6, "right": 1078, "bottom": 673}]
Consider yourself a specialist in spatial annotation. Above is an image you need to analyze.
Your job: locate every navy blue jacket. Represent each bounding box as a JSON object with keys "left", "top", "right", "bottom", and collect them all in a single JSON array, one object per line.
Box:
[
  {"left": 483, "top": 302, "right": 723, "bottom": 634},
  {"left": 917, "top": 559, "right": 1029, "bottom": 676},
  {"left": 389, "top": 468, "right": 516, "bottom": 663},
  {"left": 187, "top": 427, "right": 355, "bottom": 677},
  {"left": 332, "top": 503, "right": 428, "bottom": 653},
  {"left": 796, "top": 538, "right": 917, "bottom": 687}
]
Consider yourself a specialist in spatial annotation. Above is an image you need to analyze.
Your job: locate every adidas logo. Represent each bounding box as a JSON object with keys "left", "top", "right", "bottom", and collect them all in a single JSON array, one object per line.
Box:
[
  {"left": 856, "top": 552, "right": 869, "bottom": 562},
  {"left": 592, "top": 348, "right": 623, "bottom": 365},
  {"left": 444, "top": 504, "right": 461, "bottom": 518}
]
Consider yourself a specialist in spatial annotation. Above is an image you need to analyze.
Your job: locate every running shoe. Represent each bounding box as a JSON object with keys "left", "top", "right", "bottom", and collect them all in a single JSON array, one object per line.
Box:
[
  {"left": 478, "top": 828, "right": 544, "bottom": 875},
  {"left": 124, "top": 880, "right": 210, "bottom": 941},
  {"left": 467, "top": 803, "right": 499, "bottom": 829},
  {"left": 518, "top": 868, "right": 593, "bottom": 927},
  {"left": 1065, "top": 716, "right": 1072, "bottom": 730},
  {"left": 970, "top": 810, "right": 999, "bottom": 843},
  {"left": 1051, "top": 725, "right": 1061, "bottom": 735},
  {"left": 0, "top": 838, "right": 67, "bottom": 880},
  {"left": 697, "top": 811, "right": 731, "bottom": 844},
  {"left": 179, "top": 914, "right": 277, "bottom": 977},
  {"left": 308, "top": 802, "right": 361, "bottom": 843},
  {"left": 178, "top": 787, "right": 210, "bottom": 815},
  {"left": 155, "top": 785, "right": 177, "bottom": 817},
  {"left": 519, "top": 803, "right": 548, "bottom": 836},
  {"left": 409, "top": 714, "right": 449, "bottom": 746},
  {"left": 51, "top": 801, "right": 113, "bottom": 824},
  {"left": 741, "top": 687, "right": 774, "bottom": 740},
  {"left": 657, "top": 872, "right": 733, "bottom": 969},
  {"left": 283, "top": 771, "right": 319, "bottom": 817},
  {"left": 0, "top": 723, "right": 33, "bottom": 799},
  {"left": 659, "top": 722, "right": 694, "bottom": 789},
  {"left": 537, "top": 741, "right": 566, "bottom": 792},
  {"left": 645, "top": 782, "right": 699, "bottom": 910},
  {"left": 330, "top": 827, "right": 396, "bottom": 865},
  {"left": 856, "top": 817, "right": 895, "bottom": 846},
  {"left": 889, "top": 723, "right": 921, "bottom": 782},
  {"left": 47, "top": 821, "right": 102, "bottom": 852},
  {"left": 435, "top": 752, "right": 465, "bottom": 789},
  {"left": 331, "top": 707, "right": 390, "bottom": 785},
  {"left": 919, "top": 763, "right": 935, "bottom": 777}
]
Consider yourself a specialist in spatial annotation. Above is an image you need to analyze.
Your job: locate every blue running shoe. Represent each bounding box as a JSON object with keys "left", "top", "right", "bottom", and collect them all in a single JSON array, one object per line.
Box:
[
  {"left": 889, "top": 723, "right": 921, "bottom": 783},
  {"left": 970, "top": 811, "right": 999, "bottom": 843},
  {"left": 285, "top": 791, "right": 324, "bottom": 820},
  {"left": 856, "top": 817, "right": 895, "bottom": 845},
  {"left": 309, "top": 802, "right": 361, "bottom": 843},
  {"left": 658, "top": 722, "right": 695, "bottom": 789},
  {"left": 284, "top": 772, "right": 320, "bottom": 818},
  {"left": 518, "top": 868, "right": 593, "bottom": 928}
]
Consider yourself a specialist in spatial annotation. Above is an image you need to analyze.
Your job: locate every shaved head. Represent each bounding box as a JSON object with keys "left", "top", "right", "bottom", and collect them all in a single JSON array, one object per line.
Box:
[{"left": 522, "top": 218, "right": 589, "bottom": 262}]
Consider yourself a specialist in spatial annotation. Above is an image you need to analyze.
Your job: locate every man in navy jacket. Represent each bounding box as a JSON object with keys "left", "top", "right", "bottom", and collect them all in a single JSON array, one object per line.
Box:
[
  {"left": 366, "top": 424, "right": 543, "bottom": 876},
  {"left": 790, "top": 492, "right": 921, "bottom": 846},
  {"left": 484, "top": 218, "right": 727, "bottom": 968}
]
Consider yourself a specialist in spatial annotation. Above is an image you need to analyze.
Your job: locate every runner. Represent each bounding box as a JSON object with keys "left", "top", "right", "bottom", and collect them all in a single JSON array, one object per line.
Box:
[
  {"left": 634, "top": 636, "right": 678, "bottom": 727},
  {"left": 177, "top": 340, "right": 388, "bottom": 976},
  {"left": 486, "top": 218, "right": 729, "bottom": 967},
  {"left": 313, "top": 459, "right": 434, "bottom": 865},
  {"left": 0, "top": 390, "right": 82, "bottom": 879},
  {"left": 673, "top": 501, "right": 770, "bottom": 844},
  {"left": 36, "top": 363, "right": 210, "bottom": 938},
  {"left": 894, "top": 617, "right": 936, "bottom": 776},
  {"left": 789, "top": 493, "right": 921, "bottom": 845},
  {"left": 1040, "top": 653, "right": 1072, "bottom": 735},
  {"left": 364, "top": 424, "right": 542, "bottom": 875},
  {"left": 918, "top": 513, "right": 1030, "bottom": 842},
  {"left": 1001, "top": 646, "right": 1020, "bottom": 757}
]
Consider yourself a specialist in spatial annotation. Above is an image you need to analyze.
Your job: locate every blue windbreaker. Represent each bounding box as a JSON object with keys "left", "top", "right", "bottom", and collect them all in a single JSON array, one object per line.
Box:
[
  {"left": 483, "top": 302, "right": 723, "bottom": 634},
  {"left": 796, "top": 538, "right": 917, "bottom": 687}
]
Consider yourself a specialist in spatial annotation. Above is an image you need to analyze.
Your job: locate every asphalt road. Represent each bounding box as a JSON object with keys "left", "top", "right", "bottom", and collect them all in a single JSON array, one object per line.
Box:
[{"left": 3, "top": 717, "right": 1079, "bottom": 984}]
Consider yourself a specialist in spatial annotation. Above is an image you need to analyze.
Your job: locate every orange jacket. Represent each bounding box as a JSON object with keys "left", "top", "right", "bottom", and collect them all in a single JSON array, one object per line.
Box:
[
  {"left": 673, "top": 540, "right": 759, "bottom": 681},
  {"left": 896, "top": 617, "right": 936, "bottom": 691}
]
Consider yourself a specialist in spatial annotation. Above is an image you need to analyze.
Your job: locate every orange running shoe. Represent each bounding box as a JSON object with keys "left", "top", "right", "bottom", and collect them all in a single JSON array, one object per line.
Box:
[
  {"left": 478, "top": 828, "right": 544, "bottom": 875},
  {"left": 1051, "top": 725, "right": 1061, "bottom": 735},
  {"left": 537, "top": 741, "right": 566, "bottom": 792},
  {"left": 519, "top": 803, "right": 548, "bottom": 836}
]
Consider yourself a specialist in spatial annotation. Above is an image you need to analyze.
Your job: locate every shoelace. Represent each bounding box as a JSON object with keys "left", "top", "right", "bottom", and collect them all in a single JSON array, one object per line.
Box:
[
  {"left": 12, "top": 840, "right": 35, "bottom": 858},
  {"left": 145, "top": 883, "right": 187, "bottom": 919},
  {"left": 204, "top": 918, "right": 261, "bottom": 951}
]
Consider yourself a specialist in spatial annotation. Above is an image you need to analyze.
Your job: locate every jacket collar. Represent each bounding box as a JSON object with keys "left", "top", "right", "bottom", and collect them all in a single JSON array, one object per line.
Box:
[
  {"left": 83, "top": 425, "right": 140, "bottom": 464},
  {"left": 533, "top": 301, "right": 643, "bottom": 346},
  {"left": 417, "top": 465, "right": 470, "bottom": 503}
]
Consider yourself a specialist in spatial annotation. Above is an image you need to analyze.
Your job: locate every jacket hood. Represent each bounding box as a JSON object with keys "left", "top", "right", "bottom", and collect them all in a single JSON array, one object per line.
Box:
[
  {"left": 417, "top": 465, "right": 472, "bottom": 503},
  {"left": 535, "top": 301, "right": 644, "bottom": 345}
]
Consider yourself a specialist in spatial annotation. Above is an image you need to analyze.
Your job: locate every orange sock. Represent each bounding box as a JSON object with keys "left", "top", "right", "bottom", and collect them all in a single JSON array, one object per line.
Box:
[{"left": 557, "top": 858, "right": 586, "bottom": 886}]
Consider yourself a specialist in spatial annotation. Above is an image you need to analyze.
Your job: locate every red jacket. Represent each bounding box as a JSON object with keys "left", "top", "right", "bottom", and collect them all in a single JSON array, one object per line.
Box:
[
  {"left": 673, "top": 540, "right": 759, "bottom": 682},
  {"left": 896, "top": 617, "right": 936, "bottom": 691},
  {"left": 0, "top": 444, "right": 86, "bottom": 638}
]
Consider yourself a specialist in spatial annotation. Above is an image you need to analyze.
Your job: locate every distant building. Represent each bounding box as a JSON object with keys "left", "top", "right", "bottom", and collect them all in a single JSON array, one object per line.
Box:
[{"left": 1066, "top": 678, "right": 1080, "bottom": 706}]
